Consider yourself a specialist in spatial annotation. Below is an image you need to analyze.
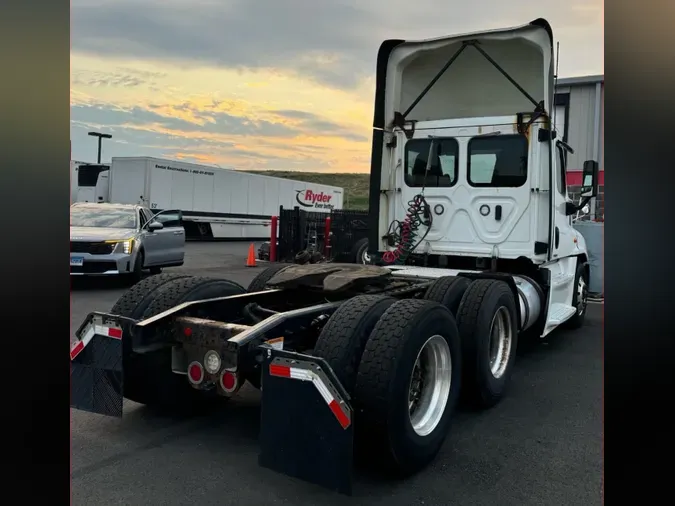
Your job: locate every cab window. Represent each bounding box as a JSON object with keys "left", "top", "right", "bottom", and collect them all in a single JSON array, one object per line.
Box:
[
  {"left": 556, "top": 143, "right": 568, "bottom": 196},
  {"left": 468, "top": 135, "right": 528, "bottom": 188},
  {"left": 404, "top": 138, "right": 459, "bottom": 188}
]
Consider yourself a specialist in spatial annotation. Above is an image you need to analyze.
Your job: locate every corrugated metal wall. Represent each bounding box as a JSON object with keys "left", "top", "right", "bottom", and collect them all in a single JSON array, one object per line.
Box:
[
  {"left": 556, "top": 77, "right": 605, "bottom": 220},
  {"left": 555, "top": 82, "right": 604, "bottom": 170}
]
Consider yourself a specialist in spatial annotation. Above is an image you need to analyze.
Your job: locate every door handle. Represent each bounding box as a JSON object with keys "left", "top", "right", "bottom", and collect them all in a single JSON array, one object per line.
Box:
[
  {"left": 555, "top": 227, "right": 560, "bottom": 248},
  {"left": 173, "top": 231, "right": 184, "bottom": 235}
]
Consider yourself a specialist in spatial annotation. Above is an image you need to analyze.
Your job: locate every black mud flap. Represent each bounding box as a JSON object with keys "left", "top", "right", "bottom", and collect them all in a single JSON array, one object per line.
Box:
[
  {"left": 258, "top": 348, "right": 354, "bottom": 495},
  {"left": 70, "top": 312, "right": 128, "bottom": 418}
]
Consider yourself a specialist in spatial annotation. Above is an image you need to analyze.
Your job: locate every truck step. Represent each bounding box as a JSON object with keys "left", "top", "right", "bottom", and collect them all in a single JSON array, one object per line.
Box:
[{"left": 544, "top": 303, "right": 577, "bottom": 334}]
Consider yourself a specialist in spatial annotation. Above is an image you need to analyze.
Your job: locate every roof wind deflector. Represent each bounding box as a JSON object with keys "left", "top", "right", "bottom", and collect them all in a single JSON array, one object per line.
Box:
[{"left": 397, "top": 40, "right": 546, "bottom": 124}]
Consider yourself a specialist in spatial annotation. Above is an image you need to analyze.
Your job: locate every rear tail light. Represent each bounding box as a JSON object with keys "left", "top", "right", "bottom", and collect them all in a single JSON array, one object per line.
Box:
[
  {"left": 220, "top": 370, "right": 238, "bottom": 393},
  {"left": 187, "top": 361, "right": 204, "bottom": 385}
]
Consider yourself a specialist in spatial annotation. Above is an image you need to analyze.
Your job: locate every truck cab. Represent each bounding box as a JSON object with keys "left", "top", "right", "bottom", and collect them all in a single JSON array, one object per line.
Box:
[{"left": 368, "top": 18, "right": 599, "bottom": 337}]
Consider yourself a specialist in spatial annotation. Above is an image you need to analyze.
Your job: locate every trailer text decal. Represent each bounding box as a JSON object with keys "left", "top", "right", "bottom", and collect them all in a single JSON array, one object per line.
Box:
[
  {"left": 296, "top": 189, "right": 334, "bottom": 210},
  {"left": 155, "top": 164, "right": 214, "bottom": 176}
]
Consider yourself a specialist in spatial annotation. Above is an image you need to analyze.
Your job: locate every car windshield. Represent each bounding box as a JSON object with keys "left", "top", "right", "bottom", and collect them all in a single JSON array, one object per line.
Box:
[{"left": 70, "top": 207, "right": 137, "bottom": 229}]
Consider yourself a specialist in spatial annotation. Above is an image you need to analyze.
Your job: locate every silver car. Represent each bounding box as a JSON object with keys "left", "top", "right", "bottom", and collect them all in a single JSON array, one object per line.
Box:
[{"left": 70, "top": 203, "right": 185, "bottom": 279}]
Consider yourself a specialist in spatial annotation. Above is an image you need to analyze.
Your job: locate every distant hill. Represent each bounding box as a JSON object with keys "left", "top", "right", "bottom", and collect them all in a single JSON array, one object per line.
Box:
[{"left": 241, "top": 171, "right": 370, "bottom": 210}]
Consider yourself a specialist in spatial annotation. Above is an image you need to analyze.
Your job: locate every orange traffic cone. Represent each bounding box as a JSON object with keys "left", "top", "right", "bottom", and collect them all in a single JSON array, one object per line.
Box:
[{"left": 246, "top": 243, "right": 257, "bottom": 267}]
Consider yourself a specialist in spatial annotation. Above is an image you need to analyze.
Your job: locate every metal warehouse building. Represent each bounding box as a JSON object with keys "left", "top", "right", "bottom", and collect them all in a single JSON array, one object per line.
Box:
[{"left": 554, "top": 74, "right": 604, "bottom": 219}]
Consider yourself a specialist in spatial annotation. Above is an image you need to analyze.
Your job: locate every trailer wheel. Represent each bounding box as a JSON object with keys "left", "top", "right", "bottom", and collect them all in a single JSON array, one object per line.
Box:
[
  {"left": 124, "top": 276, "right": 247, "bottom": 411},
  {"left": 247, "top": 263, "right": 291, "bottom": 292},
  {"left": 561, "top": 262, "right": 589, "bottom": 330},
  {"left": 456, "top": 279, "right": 518, "bottom": 409},
  {"left": 355, "top": 299, "right": 461, "bottom": 476},
  {"left": 423, "top": 276, "right": 472, "bottom": 317},
  {"left": 313, "top": 295, "right": 396, "bottom": 395},
  {"left": 350, "top": 238, "right": 369, "bottom": 264}
]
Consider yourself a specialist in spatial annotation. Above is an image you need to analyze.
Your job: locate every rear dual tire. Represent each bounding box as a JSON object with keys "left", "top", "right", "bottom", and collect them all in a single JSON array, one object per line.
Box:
[
  {"left": 315, "top": 297, "right": 462, "bottom": 476},
  {"left": 111, "top": 275, "right": 246, "bottom": 412},
  {"left": 456, "top": 279, "right": 519, "bottom": 409}
]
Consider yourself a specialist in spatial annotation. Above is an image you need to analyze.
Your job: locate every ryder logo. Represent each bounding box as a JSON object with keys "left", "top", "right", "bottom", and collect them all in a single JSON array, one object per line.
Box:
[{"left": 295, "top": 189, "right": 334, "bottom": 210}]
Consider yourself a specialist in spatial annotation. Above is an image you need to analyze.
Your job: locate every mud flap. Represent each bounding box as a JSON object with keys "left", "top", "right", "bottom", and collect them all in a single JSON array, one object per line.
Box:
[
  {"left": 70, "top": 312, "right": 126, "bottom": 418},
  {"left": 258, "top": 348, "right": 354, "bottom": 495}
]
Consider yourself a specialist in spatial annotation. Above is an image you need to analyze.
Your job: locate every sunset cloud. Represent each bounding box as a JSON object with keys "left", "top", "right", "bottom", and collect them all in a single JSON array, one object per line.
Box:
[{"left": 70, "top": 0, "right": 603, "bottom": 171}]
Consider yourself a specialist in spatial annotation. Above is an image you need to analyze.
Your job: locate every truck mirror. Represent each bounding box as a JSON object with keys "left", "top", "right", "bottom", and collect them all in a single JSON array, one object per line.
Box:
[{"left": 580, "top": 160, "right": 599, "bottom": 198}]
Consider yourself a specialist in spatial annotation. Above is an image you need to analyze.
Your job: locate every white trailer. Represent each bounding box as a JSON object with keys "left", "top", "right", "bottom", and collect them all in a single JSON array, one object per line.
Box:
[{"left": 74, "top": 157, "right": 344, "bottom": 240}]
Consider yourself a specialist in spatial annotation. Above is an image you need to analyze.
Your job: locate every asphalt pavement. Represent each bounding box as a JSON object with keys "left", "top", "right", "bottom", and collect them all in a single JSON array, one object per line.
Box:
[{"left": 71, "top": 242, "right": 603, "bottom": 506}]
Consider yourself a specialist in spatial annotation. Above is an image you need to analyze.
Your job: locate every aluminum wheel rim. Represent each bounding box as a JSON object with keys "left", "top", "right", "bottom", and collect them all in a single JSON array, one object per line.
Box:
[
  {"left": 361, "top": 249, "right": 370, "bottom": 264},
  {"left": 577, "top": 276, "right": 588, "bottom": 315},
  {"left": 408, "top": 334, "right": 453, "bottom": 437},
  {"left": 488, "top": 307, "right": 513, "bottom": 380}
]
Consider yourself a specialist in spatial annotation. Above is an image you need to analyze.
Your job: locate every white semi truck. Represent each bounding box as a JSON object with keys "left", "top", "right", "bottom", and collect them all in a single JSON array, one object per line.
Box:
[
  {"left": 70, "top": 18, "right": 599, "bottom": 495},
  {"left": 72, "top": 157, "right": 344, "bottom": 240}
]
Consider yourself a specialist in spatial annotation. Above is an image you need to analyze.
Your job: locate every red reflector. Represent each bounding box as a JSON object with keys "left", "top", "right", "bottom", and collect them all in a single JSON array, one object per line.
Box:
[
  {"left": 108, "top": 327, "right": 122, "bottom": 339},
  {"left": 221, "top": 371, "right": 236, "bottom": 390},
  {"left": 70, "top": 341, "right": 84, "bottom": 361},
  {"left": 188, "top": 363, "right": 203, "bottom": 384},
  {"left": 184, "top": 327, "right": 192, "bottom": 337},
  {"left": 328, "top": 400, "right": 350, "bottom": 429},
  {"left": 269, "top": 364, "right": 291, "bottom": 377}
]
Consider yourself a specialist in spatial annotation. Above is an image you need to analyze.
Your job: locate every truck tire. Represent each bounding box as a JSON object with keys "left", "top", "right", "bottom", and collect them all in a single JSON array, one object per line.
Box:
[
  {"left": 124, "top": 276, "right": 246, "bottom": 411},
  {"left": 109, "top": 273, "right": 192, "bottom": 401},
  {"left": 355, "top": 299, "right": 462, "bottom": 476},
  {"left": 561, "top": 262, "right": 589, "bottom": 330},
  {"left": 423, "top": 276, "right": 471, "bottom": 317},
  {"left": 294, "top": 250, "right": 311, "bottom": 265},
  {"left": 247, "top": 263, "right": 291, "bottom": 292},
  {"left": 110, "top": 273, "right": 191, "bottom": 330},
  {"left": 313, "top": 295, "right": 396, "bottom": 395},
  {"left": 350, "top": 238, "right": 369, "bottom": 264},
  {"left": 129, "top": 249, "right": 145, "bottom": 283},
  {"left": 456, "top": 279, "right": 518, "bottom": 409}
]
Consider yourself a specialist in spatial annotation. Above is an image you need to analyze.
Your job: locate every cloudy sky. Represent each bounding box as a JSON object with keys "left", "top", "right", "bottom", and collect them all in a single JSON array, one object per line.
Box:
[{"left": 70, "top": 0, "right": 603, "bottom": 172}]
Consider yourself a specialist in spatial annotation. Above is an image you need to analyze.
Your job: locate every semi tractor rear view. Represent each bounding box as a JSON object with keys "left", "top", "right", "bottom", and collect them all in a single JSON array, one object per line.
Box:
[{"left": 70, "top": 18, "right": 598, "bottom": 495}]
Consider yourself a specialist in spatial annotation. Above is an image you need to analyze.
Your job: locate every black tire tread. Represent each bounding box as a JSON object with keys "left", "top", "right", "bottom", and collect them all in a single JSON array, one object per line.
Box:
[
  {"left": 456, "top": 279, "right": 516, "bottom": 408},
  {"left": 110, "top": 273, "right": 190, "bottom": 318},
  {"left": 355, "top": 298, "right": 460, "bottom": 475},
  {"left": 423, "top": 276, "right": 471, "bottom": 316},
  {"left": 313, "top": 295, "right": 395, "bottom": 394},
  {"left": 247, "top": 264, "right": 291, "bottom": 292},
  {"left": 357, "top": 299, "right": 436, "bottom": 418},
  {"left": 142, "top": 276, "right": 245, "bottom": 319}
]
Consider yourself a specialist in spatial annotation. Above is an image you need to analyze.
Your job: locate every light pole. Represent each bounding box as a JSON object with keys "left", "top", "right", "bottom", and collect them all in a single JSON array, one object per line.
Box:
[{"left": 88, "top": 131, "right": 112, "bottom": 163}]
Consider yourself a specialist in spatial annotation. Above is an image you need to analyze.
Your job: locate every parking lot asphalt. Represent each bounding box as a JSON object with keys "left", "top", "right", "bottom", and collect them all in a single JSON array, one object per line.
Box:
[{"left": 71, "top": 242, "right": 603, "bottom": 506}]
